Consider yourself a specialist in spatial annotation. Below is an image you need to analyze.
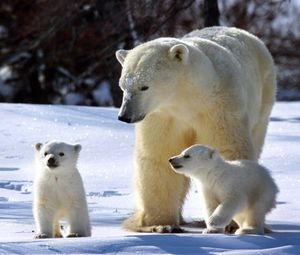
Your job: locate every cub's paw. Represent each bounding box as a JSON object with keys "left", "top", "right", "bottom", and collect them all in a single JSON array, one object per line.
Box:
[
  {"left": 207, "top": 215, "right": 227, "bottom": 228},
  {"left": 225, "top": 220, "right": 239, "bottom": 234},
  {"left": 34, "top": 233, "right": 50, "bottom": 239},
  {"left": 235, "top": 227, "right": 264, "bottom": 235},
  {"left": 202, "top": 227, "right": 224, "bottom": 234},
  {"left": 151, "top": 225, "right": 184, "bottom": 233},
  {"left": 67, "top": 233, "right": 82, "bottom": 238}
]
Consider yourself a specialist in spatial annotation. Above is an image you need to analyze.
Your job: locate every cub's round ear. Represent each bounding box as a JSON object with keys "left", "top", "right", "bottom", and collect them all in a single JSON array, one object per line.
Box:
[
  {"left": 209, "top": 149, "right": 218, "bottom": 160},
  {"left": 169, "top": 44, "right": 189, "bottom": 64},
  {"left": 35, "top": 143, "right": 43, "bottom": 151},
  {"left": 116, "top": 50, "right": 129, "bottom": 66},
  {"left": 74, "top": 144, "right": 82, "bottom": 153}
]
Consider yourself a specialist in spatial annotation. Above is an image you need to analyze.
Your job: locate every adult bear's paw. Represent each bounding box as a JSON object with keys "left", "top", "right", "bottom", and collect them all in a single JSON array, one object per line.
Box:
[{"left": 151, "top": 225, "right": 184, "bottom": 233}]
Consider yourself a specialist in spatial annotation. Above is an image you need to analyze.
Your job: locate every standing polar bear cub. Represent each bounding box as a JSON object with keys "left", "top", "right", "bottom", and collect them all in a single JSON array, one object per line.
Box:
[
  {"left": 169, "top": 144, "right": 279, "bottom": 235},
  {"left": 33, "top": 141, "right": 91, "bottom": 238},
  {"left": 116, "top": 26, "right": 276, "bottom": 233}
]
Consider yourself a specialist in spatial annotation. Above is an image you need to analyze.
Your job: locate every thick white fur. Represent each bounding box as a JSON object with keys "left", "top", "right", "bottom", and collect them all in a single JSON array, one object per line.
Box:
[
  {"left": 116, "top": 26, "right": 276, "bottom": 232},
  {"left": 170, "top": 144, "right": 279, "bottom": 235},
  {"left": 33, "top": 141, "right": 91, "bottom": 238}
]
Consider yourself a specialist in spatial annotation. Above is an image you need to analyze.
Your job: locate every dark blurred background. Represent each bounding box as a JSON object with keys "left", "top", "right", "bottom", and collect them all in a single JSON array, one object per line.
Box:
[{"left": 0, "top": 0, "right": 299, "bottom": 107}]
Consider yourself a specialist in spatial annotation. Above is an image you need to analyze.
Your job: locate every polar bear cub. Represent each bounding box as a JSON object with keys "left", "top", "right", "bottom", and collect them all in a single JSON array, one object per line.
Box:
[
  {"left": 33, "top": 140, "right": 91, "bottom": 238},
  {"left": 169, "top": 144, "right": 278, "bottom": 235}
]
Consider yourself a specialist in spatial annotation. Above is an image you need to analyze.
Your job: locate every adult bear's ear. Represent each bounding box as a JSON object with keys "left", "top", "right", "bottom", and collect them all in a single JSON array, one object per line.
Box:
[
  {"left": 116, "top": 50, "right": 129, "bottom": 66},
  {"left": 169, "top": 44, "right": 189, "bottom": 64},
  {"left": 35, "top": 143, "right": 43, "bottom": 151}
]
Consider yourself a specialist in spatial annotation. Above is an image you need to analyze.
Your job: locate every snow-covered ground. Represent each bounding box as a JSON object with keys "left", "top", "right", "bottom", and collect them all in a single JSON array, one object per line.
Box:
[{"left": 0, "top": 102, "right": 299, "bottom": 254}]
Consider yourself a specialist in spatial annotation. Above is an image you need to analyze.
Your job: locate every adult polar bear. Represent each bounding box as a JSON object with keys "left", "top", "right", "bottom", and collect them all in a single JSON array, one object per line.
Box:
[{"left": 116, "top": 26, "right": 276, "bottom": 233}]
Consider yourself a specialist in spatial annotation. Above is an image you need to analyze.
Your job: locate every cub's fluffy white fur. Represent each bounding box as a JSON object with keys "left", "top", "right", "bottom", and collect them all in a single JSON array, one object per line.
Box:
[
  {"left": 170, "top": 144, "right": 278, "bottom": 235},
  {"left": 33, "top": 141, "right": 91, "bottom": 238}
]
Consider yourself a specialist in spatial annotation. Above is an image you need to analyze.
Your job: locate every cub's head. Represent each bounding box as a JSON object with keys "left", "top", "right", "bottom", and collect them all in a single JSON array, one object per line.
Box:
[
  {"left": 169, "top": 144, "right": 219, "bottom": 177},
  {"left": 116, "top": 39, "right": 190, "bottom": 123},
  {"left": 35, "top": 140, "right": 81, "bottom": 173}
]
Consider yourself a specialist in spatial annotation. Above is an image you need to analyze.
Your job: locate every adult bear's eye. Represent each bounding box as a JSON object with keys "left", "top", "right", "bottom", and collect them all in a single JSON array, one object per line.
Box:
[
  {"left": 44, "top": 152, "right": 48, "bottom": 156},
  {"left": 140, "top": 86, "right": 149, "bottom": 91},
  {"left": 59, "top": 152, "right": 64, "bottom": 157},
  {"left": 183, "top": 155, "right": 190, "bottom": 159}
]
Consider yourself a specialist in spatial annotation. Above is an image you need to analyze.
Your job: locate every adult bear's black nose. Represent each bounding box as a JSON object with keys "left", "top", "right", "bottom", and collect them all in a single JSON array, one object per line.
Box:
[{"left": 118, "top": 115, "right": 132, "bottom": 123}]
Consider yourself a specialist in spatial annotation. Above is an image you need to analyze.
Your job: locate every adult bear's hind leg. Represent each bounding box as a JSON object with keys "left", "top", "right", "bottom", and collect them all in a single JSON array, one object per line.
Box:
[{"left": 252, "top": 71, "right": 276, "bottom": 159}]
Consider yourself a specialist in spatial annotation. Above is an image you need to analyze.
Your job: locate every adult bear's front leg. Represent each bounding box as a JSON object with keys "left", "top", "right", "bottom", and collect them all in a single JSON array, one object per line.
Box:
[
  {"left": 130, "top": 158, "right": 189, "bottom": 233},
  {"left": 123, "top": 114, "right": 192, "bottom": 233}
]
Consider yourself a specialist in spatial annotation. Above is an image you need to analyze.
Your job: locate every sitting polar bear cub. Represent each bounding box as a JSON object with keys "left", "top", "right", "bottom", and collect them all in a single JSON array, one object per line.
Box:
[
  {"left": 33, "top": 141, "right": 91, "bottom": 238},
  {"left": 169, "top": 144, "right": 278, "bottom": 235}
]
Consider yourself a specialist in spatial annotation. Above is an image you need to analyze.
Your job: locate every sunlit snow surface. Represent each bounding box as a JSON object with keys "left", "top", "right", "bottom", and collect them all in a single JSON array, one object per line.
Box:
[{"left": 0, "top": 103, "right": 299, "bottom": 254}]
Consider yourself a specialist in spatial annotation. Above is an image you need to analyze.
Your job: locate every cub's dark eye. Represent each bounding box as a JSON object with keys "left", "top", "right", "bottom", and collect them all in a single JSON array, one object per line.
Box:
[
  {"left": 59, "top": 152, "right": 64, "bottom": 157},
  {"left": 140, "top": 86, "right": 149, "bottom": 91},
  {"left": 44, "top": 152, "right": 48, "bottom": 156},
  {"left": 183, "top": 155, "right": 190, "bottom": 159}
]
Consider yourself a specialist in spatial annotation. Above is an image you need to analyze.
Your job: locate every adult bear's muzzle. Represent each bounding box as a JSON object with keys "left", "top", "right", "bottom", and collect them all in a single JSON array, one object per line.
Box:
[
  {"left": 118, "top": 114, "right": 132, "bottom": 123},
  {"left": 118, "top": 97, "right": 146, "bottom": 124},
  {"left": 118, "top": 100, "right": 134, "bottom": 123}
]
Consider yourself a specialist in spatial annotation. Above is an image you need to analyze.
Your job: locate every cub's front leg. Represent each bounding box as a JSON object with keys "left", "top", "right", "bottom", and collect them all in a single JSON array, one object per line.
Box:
[
  {"left": 206, "top": 198, "right": 245, "bottom": 234},
  {"left": 34, "top": 205, "right": 55, "bottom": 239},
  {"left": 202, "top": 188, "right": 223, "bottom": 234}
]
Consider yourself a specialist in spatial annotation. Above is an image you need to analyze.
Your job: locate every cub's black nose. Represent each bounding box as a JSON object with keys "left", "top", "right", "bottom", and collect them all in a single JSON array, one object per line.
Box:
[
  {"left": 118, "top": 115, "right": 132, "bottom": 123},
  {"left": 48, "top": 157, "right": 55, "bottom": 165},
  {"left": 47, "top": 157, "right": 58, "bottom": 168},
  {"left": 169, "top": 158, "right": 183, "bottom": 169}
]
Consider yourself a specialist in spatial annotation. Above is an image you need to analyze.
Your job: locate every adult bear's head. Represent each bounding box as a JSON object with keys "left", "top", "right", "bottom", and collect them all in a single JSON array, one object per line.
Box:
[{"left": 116, "top": 39, "right": 190, "bottom": 123}]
